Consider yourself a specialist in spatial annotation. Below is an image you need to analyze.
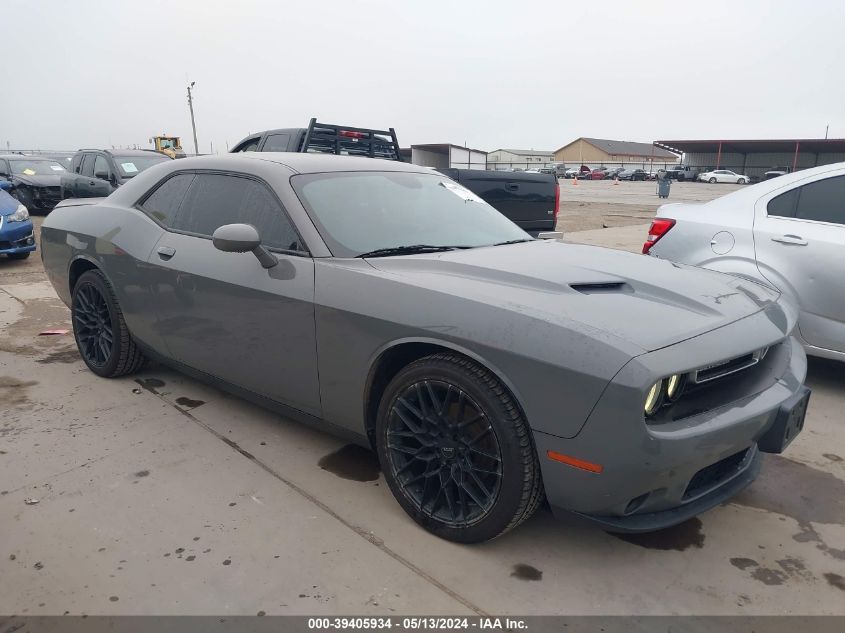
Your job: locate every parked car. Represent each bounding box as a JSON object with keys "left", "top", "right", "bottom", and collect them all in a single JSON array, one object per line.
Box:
[
  {"left": 665, "top": 165, "right": 701, "bottom": 181},
  {"left": 0, "top": 184, "right": 36, "bottom": 259},
  {"left": 61, "top": 149, "right": 172, "bottom": 200},
  {"left": 0, "top": 154, "right": 66, "bottom": 213},
  {"left": 563, "top": 167, "right": 581, "bottom": 179},
  {"left": 618, "top": 169, "right": 648, "bottom": 181},
  {"left": 698, "top": 169, "right": 749, "bottom": 184},
  {"left": 604, "top": 167, "right": 625, "bottom": 180},
  {"left": 764, "top": 169, "right": 788, "bottom": 180},
  {"left": 590, "top": 167, "right": 609, "bottom": 180},
  {"left": 238, "top": 117, "right": 558, "bottom": 236},
  {"left": 644, "top": 161, "right": 845, "bottom": 361},
  {"left": 41, "top": 153, "right": 809, "bottom": 543}
]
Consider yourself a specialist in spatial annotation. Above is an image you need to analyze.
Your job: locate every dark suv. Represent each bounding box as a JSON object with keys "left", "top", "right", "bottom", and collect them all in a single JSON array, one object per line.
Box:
[{"left": 60, "top": 149, "right": 171, "bottom": 200}]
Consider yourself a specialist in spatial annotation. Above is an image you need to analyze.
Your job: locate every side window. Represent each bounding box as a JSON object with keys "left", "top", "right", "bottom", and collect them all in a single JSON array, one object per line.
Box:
[
  {"left": 767, "top": 188, "right": 798, "bottom": 218},
  {"left": 140, "top": 174, "right": 195, "bottom": 226},
  {"left": 93, "top": 155, "right": 111, "bottom": 178},
  {"left": 80, "top": 154, "right": 94, "bottom": 177},
  {"left": 233, "top": 138, "right": 260, "bottom": 153},
  {"left": 794, "top": 176, "right": 845, "bottom": 225},
  {"left": 0, "top": 160, "right": 9, "bottom": 176},
  {"left": 261, "top": 133, "right": 291, "bottom": 152},
  {"left": 173, "top": 174, "right": 302, "bottom": 251}
]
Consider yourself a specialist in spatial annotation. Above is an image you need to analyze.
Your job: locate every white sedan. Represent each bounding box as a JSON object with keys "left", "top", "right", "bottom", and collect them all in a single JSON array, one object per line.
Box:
[
  {"left": 698, "top": 169, "right": 749, "bottom": 184},
  {"left": 645, "top": 161, "right": 845, "bottom": 362}
]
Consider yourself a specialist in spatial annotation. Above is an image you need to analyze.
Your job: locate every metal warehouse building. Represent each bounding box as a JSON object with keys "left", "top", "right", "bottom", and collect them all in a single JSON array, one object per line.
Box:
[{"left": 655, "top": 138, "right": 845, "bottom": 180}]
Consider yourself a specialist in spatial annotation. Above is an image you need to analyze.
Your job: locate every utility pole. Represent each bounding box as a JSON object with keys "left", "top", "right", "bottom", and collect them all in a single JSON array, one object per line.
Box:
[
  {"left": 825, "top": 124, "right": 829, "bottom": 140},
  {"left": 187, "top": 81, "right": 199, "bottom": 156}
]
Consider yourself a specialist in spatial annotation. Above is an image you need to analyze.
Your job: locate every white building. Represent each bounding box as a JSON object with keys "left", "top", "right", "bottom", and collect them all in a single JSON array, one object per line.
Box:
[
  {"left": 410, "top": 144, "right": 487, "bottom": 170},
  {"left": 486, "top": 149, "right": 555, "bottom": 170}
]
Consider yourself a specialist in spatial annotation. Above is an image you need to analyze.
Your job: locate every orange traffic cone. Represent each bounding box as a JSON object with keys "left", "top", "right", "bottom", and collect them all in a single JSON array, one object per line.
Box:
[{"left": 572, "top": 176, "right": 578, "bottom": 186}]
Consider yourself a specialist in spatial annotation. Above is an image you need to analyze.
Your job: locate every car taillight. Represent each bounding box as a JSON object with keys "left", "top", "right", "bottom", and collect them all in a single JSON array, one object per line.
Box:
[
  {"left": 642, "top": 218, "right": 676, "bottom": 254},
  {"left": 340, "top": 130, "right": 366, "bottom": 138},
  {"left": 554, "top": 182, "right": 560, "bottom": 221}
]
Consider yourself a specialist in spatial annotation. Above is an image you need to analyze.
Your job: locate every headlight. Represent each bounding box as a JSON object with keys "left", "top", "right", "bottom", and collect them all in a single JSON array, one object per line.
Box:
[
  {"left": 644, "top": 380, "right": 664, "bottom": 417},
  {"left": 8, "top": 204, "right": 29, "bottom": 222},
  {"left": 665, "top": 373, "right": 685, "bottom": 401}
]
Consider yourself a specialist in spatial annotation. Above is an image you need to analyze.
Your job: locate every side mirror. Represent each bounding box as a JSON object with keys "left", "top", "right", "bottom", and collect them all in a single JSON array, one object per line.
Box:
[
  {"left": 94, "top": 170, "right": 110, "bottom": 181},
  {"left": 0, "top": 180, "right": 12, "bottom": 191},
  {"left": 212, "top": 223, "right": 278, "bottom": 269}
]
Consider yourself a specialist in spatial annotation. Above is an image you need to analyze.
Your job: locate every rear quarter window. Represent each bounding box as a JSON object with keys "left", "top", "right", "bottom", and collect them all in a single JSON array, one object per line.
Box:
[
  {"left": 140, "top": 173, "right": 195, "bottom": 226},
  {"left": 767, "top": 188, "right": 798, "bottom": 218}
]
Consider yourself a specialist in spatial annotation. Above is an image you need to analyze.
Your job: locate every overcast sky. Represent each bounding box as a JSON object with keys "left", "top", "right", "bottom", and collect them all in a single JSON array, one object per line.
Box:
[{"left": 2, "top": 0, "right": 843, "bottom": 154}]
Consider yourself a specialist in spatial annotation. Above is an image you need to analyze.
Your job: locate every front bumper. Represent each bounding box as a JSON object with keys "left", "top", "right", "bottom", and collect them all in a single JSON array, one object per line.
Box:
[
  {"left": 0, "top": 220, "right": 36, "bottom": 255},
  {"left": 535, "top": 334, "right": 808, "bottom": 532}
]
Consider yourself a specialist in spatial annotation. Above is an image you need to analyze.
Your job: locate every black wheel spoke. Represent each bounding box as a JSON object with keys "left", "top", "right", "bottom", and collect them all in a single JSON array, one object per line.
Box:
[
  {"left": 73, "top": 282, "right": 114, "bottom": 368},
  {"left": 386, "top": 379, "right": 502, "bottom": 528}
]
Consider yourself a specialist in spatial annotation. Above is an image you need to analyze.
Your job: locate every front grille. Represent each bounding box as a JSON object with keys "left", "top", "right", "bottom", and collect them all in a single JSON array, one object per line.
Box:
[
  {"left": 691, "top": 347, "right": 768, "bottom": 384},
  {"left": 683, "top": 449, "right": 749, "bottom": 500}
]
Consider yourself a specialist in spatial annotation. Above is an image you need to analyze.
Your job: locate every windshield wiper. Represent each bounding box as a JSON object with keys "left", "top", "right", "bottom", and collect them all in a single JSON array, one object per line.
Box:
[
  {"left": 491, "top": 238, "right": 535, "bottom": 246},
  {"left": 356, "top": 244, "right": 472, "bottom": 258}
]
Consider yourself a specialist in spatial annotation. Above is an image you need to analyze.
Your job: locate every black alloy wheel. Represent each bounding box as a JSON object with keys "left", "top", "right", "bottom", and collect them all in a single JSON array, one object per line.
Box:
[
  {"left": 386, "top": 379, "right": 503, "bottom": 527},
  {"left": 71, "top": 269, "right": 146, "bottom": 377},
  {"left": 73, "top": 281, "right": 114, "bottom": 367},
  {"left": 377, "top": 353, "right": 543, "bottom": 543}
]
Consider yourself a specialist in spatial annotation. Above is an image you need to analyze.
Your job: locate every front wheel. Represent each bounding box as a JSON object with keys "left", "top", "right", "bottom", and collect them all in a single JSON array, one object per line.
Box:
[
  {"left": 376, "top": 353, "right": 543, "bottom": 543},
  {"left": 737, "top": 178, "right": 746, "bottom": 184},
  {"left": 71, "top": 269, "right": 146, "bottom": 377},
  {"left": 709, "top": 177, "right": 717, "bottom": 183}
]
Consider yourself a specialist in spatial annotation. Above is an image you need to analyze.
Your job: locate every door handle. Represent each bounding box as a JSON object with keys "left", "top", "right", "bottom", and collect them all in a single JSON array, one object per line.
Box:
[
  {"left": 505, "top": 183, "right": 519, "bottom": 192},
  {"left": 157, "top": 246, "right": 176, "bottom": 260},
  {"left": 771, "top": 235, "right": 808, "bottom": 246}
]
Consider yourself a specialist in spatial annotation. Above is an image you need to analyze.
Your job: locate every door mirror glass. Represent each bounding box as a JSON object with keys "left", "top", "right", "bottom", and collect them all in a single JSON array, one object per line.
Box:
[
  {"left": 212, "top": 223, "right": 261, "bottom": 252},
  {"left": 94, "top": 170, "right": 110, "bottom": 181},
  {"left": 0, "top": 180, "right": 12, "bottom": 191}
]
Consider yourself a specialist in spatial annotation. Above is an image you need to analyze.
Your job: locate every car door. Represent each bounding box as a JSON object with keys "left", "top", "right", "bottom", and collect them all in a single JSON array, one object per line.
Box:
[
  {"left": 753, "top": 172, "right": 845, "bottom": 353},
  {"left": 146, "top": 171, "right": 321, "bottom": 415}
]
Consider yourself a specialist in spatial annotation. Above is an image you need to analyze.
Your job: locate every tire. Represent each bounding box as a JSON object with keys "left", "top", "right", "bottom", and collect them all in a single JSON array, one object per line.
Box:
[
  {"left": 7, "top": 252, "right": 30, "bottom": 260},
  {"left": 737, "top": 178, "right": 746, "bottom": 184},
  {"left": 376, "top": 352, "right": 543, "bottom": 543},
  {"left": 71, "top": 269, "right": 146, "bottom": 378},
  {"left": 709, "top": 177, "right": 717, "bottom": 184}
]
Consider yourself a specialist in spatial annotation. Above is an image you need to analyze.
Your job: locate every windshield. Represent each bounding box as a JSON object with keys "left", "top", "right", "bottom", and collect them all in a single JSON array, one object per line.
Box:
[
  {"left": 10, "top": 159, "right": 66, "bottom": 175},
  {"left": 114, "top": 155, "right": 170, "bottom": 177},
  {"left": 292, "top": 171, "right": 530, "bottom": 257}
]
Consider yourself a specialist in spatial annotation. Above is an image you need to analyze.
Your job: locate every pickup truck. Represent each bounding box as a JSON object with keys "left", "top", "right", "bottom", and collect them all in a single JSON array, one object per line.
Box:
[
  {"left": 233, "top": 118, "right": 559, "bottom": 236},
  {"left": 664, "top": 164, "right": 700, "bottom": 181},
  {"left": 60, "top": 149, "right": 171, "bottom": 200}
]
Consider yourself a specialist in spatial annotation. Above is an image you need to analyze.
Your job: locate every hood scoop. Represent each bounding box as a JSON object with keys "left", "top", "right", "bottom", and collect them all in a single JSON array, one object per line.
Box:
[{"left": 569, "top": 281, "right": 632, "bottom": 295}]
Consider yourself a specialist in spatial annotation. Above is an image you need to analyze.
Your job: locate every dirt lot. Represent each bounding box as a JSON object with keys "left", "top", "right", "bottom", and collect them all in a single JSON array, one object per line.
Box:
[
  {"left": 1, "top": 198, "right": 843, "bottom": 617},
  {"left": 555, "top": 179, "right": 744, "bottom": 232}
]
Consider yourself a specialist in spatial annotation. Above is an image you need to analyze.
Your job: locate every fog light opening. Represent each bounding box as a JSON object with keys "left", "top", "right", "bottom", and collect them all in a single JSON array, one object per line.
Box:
[{"left": 624, "top": 492, "right": 650, "bottom": 515}]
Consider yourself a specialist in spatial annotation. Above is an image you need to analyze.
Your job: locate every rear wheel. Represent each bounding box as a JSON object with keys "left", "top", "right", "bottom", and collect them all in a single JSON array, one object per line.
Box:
[
  {"left": 71, "top": 269, "right": 146, "bottom": 377},
  {"left": 376, "top": 353, "right": 542, "bottom": 543}
]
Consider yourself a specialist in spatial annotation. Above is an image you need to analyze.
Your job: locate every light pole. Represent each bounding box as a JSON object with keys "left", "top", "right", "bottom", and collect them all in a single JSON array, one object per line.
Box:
[{"left": 187, "top": 81, "right": 199, "bottom": 156}]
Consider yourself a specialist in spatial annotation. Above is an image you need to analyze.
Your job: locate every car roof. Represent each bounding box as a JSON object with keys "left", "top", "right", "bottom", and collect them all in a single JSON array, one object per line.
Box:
[
  {"left": 167, "top": 152, "right": 430, "bottom": 175},
  {"left": 76, "top": 149, "right": 166, "bottom": 157},
  {"left": 0, "top": 154, "right": 58, "bottom": 160}
]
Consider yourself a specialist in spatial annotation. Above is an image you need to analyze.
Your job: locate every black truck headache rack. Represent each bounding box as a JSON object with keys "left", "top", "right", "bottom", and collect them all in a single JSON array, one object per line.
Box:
[{"left": 300, "top": 118, "right": 402, "bottom": 161}]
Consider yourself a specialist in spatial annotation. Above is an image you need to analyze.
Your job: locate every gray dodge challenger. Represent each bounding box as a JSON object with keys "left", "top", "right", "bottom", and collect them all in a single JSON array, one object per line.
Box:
[{"left": 41, "top": 153, "right": 810, "bottom": 543}]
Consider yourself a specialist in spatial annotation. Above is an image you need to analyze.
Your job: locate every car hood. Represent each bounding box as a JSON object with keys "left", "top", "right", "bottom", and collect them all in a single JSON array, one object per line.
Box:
[
  {"left": 0, "top": 190, "right": 20, "bottom": 215},
  {"left": 13, "top": 174, "right": 62, "bottom": 187},
  {"left": 366, "top": 240, "right": 785, "bottom": 353}
]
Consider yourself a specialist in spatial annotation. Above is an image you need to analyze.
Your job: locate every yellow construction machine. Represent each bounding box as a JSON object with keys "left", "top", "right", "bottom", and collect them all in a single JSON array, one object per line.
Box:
[{"left": 150, "top": 135, "right": 186, "bottom": 159}]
